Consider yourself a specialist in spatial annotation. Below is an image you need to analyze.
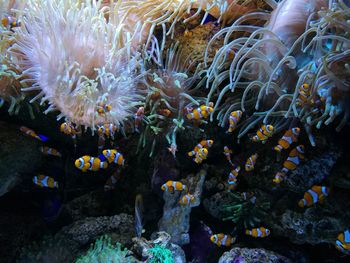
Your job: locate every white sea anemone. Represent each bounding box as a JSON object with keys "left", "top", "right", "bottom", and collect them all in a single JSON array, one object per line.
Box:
[{"left": 10, "top": 0, "right": 145, "bottom": 130}]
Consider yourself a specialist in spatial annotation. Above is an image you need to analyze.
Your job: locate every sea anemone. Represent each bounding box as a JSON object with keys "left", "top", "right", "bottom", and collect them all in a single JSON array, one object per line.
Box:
[
  {"left": 203, "top": 0, "right": 350, "bottom": 143},
  {"left": 10, "top": 0, "right": 145, "bottom": 131},
  {"left": 137, "top": 36, "right": 206, "bottom": 156}
]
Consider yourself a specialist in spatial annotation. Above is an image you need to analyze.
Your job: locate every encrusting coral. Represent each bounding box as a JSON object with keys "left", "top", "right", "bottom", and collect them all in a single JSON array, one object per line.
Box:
[{"left": 10, "top": 0, "right": 145, "bottom": 131}]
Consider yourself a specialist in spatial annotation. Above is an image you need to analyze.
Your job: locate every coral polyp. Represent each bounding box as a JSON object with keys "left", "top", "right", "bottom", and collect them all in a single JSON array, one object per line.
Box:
[{"left": 11, "top": 0, "right": 145, "bottom": 130}]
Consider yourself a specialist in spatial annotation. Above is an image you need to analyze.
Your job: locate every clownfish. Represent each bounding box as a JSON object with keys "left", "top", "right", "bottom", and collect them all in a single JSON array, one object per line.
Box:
[
  {"left": 296, "top": 83, "right": 312, "bottom": 106},
  {"left": 1, "top": 16, "right": 21, "bottom": 29},
  {"left": 245, "top": 154, "right": 258, "bottom": 172},
  {"left": 223, "top": 146, "right": 233, "bottom": 166},
  {"left": 335, "top": 229, "right": 350, "bottom": 253},
  {"left": 228, "top": 166, "right": 241, "bottom": 186},
  {"left": 40, "top": 146, "right": 62, "bottom": 157},
  {"left": 20, "top": 126, "right": 48, "bottom": 142},
  {"left": 96, "top": 102, "right": 112, "bottom": 116},
  {"left": 158, "top": 108, "right": 171, "bottom": 117},
  {"left": 186, "top": 103, "right": 213, "bottom": 120},
  {"left": 134, "top": 106, "right": 144, "bottom": 132},
  {"left": 298, "top": 185, "right": 329, "bottom": 208},
  {"left": 33, "top": 175, "right": 58, "bottom": 189},
  {"left": 252, "top": 125, "right": 274, "bottom": 143},
  {"left": 97, "top": 123, "right": 118, "bottom": 138},
  {"left": 245, "top": 227, "right": 270, "bottom": 238},
  {"left": 75, "top": 155, "right": 108, "bottom": 172},
  {"left": 161, "top": 180, "right": 187, "bottom": 193},
  {"left": 273, "top": 145, "right": 304, "bottom": 184},
  {"left": 102, "top": 149, "right": 125, "bottom": 166},
  {"left": 188, "top": 140, "right": 214, "bottom": 157},
  {"left": 179, "top": 193, "right": 195, "bottom": 206},
  {"left": 274, "top": 127, "right": 300, "bottom": 152},
  {"left": 210, "top": 234, "right": 236, "bottom": 247},
  {"left": 60, "top": 122, "right": 79, "bottom": 139},
  {"left": 194, "top": 148, "right": 209, "bottom": 164},
  {"left": 227, "top": 110, "right": 242, "bottom": 133}
]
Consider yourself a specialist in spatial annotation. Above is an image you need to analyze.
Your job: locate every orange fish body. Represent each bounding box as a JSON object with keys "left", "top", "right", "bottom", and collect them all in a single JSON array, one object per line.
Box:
[
  {"left": 187, "top": 103, "right": 213, "bottom": 120},
  {"left": 20, "top": 126, "right": 43, "bottom": 141},
  {"left": 179, "top": 194, "right": 195, "bottom": 205},
  {"left": 60, "top": 122, "right": 78, "bottom": 139},
  {"left": 188, "top": 140, "right": 213, "bottom": 157},
  {"left": 33, "top": 175, "right": 58, "bottom": 188},
  {"left": 161, "top": 180, "right": 187, "bottom": 193},
  {"left": 245, "top": 227, "right": 270, "bottom": 238},
  {"left": 245, "top": 154, "right": 258, "bottom": 172},
  {"left": 228, "top": 166, "right": 240, "bottom": 186},
  {"left": 102, "top": 149, "right": 125, "bottom": 166},
  {"left": 40, "top": 146, "right": 62, "bottom": 157},
  {"left": 97, "top": 123, "right": 117, "bottom": 138},
  {"left": 223, "top": 146, "right": 233, "bottom": 165},
  {"left": 75, "top": 155, "right": 108, "bottom": 172},
  {"left": 158, "top": 108, "right": 171, "bottom": 117},
  {"left": 336, "top": 230, "right": 350, "bottom": 253},
  {"left": 96, "top": 102, "right": 112, "bottom": 115},
  {"left": 274, "top": 127, "right": 300, "bottom": 152},
  {"left": 210, "top": 234, "right": 236, "bottom": 247},
  {"left": 298, "top": 185, "right": 329, "bottom": 208},
  {"left": 134, "top": 106, "right": 144, "bottom": 131},
  {"left": 228, "top": 110, "right": 242, "bottom": 133},
  {"left": 194, "top": 148, "right": 209, "bottom": 164},
  {"left": 252, "top": 125, "right": 274, "bottom": 143},
  {"left": 1, "top": 16, "right": 20, "bottom": 29},
  {"left": 296, "top": 83, "right": 311, "bottom": 106}
]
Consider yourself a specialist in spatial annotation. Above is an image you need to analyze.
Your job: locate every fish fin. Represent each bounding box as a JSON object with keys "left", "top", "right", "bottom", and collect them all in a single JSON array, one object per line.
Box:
[{"left": 38, "top": 134, "right": 49, "bottom": 142}]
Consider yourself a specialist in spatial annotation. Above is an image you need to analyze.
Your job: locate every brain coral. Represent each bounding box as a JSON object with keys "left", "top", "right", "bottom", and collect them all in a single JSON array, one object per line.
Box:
[{"left": 11, "top": 0, "right": 145, "bottom": 130}]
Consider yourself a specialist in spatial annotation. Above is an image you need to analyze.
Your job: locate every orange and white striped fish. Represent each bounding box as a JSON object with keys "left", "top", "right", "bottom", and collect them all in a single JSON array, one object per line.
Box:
[
  {"left": 97, "top": 123, "right": 118, "bottom": 138},
  {"left": 223, "top": 146, "right": 233, "bottom": 166},
  {"left": 274, "top": 127, "right": 300, "bottom": 152},
  {"left": 60, "top": 122, "right": 79, "bottom": 139},
  {"left": 194, "top": 148, "right": 209, "bottom": 164},
  {"left": 227, "top": 110, "right": 242, "bottom": 133},
  {"left": 188, "top": 140, "right": 214, "bottom": 157},
  {"left": 245, "top": 227, "right": 270, "bottom": 238},
  {"left": 228, "top": 166, "right": 240, "bottom": 187},
  {"left": 134, "top": 106, "right": 144, "bottom": 132},
  {"left": 33, "top": 175, "right": 58, "bottom": 189},
  {"left": 210, "top": 234, "right": 236, "bottom": 247},
  {"left": 179, "top": 193, "right": 195, "bottom": 206},
  {"left": 75, "top": 155, "right": 108, "bottom": 172},
  {"left": 1, "top": 16, "right": 21, "bottom": 29},
  {"left": 40, "top": 146, "right": 62, "bottom": 157},
  {"left": 245, "top": 154, "right": 258, "bottom": 172},
  {"left": 273, "top": 145, "right": 304, "bottom": 184},
  {"left": 335, "top": 229, "right": 350, "bottom": 253},
  {"left": 161, "top": 180, "right": 187, "bottom": 193},
  {"left": 96, "top": 102, "right": 112, "bottom": 116},
  {"left": 296, "top": 83, "right": 312, "bottom": 106},
  {"left": 298, "top": 185, "right": 329, "bottom": 208},
  {"left": 102, "top": 149, "right": 125, "bottom": 166},
  {"left": 20, "top": 126, "right": 48, "bottom": 142},
  {"left": 252, "top": 125, "right": 274, "bottom": 143},
  {"left": 186, "top": 103, "right": 213, "bottom": 120}
]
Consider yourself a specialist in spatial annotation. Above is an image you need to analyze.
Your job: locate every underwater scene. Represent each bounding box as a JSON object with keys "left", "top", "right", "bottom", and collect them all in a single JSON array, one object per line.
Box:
[{"left": 1, "top": 0, "right": 350, "bottom": 262}]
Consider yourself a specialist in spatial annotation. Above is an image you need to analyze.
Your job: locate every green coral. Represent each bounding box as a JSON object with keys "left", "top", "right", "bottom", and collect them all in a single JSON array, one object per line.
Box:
[
  {"left": 75, "top": 236, "right": 130, "bottom": 263},
  {"left": 222, "top": 192, "right": 270, "bottom": 229},
  {"left": 147, "top": 245, "right": 175, "bottom": 263}
]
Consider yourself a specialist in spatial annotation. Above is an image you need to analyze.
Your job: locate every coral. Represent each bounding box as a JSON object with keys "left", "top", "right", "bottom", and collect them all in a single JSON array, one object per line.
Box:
[
  {"left": 75, "top": 236, "right": 134, "bottom": 263},
  {"left": 218, "top": 247, "right": 293, "bottom": 263},
  {"left": 158, "top": 169, "right": 207, "bottom": 245},
  {"left": 11, "top": 0, "right": 145, "bottom": 131},
  {"left": 147, "top": 245, "right": 175, "bottom": 263},
  {"left": 132, "top": 232, "right": 186, "bottom": 263}
]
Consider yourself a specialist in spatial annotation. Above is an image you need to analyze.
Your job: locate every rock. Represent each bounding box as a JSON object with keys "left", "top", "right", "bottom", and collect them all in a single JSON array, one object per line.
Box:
[
  {"left": 0, "top": 122, "right": 43, "bottom": 196},
  {"left": 284, "top": 145, "right": 342, "bottom": 193},
  {"left": 59, "top": 213, "right": 134, "bottom": 246},
  {"left": 158, "top": 169, "right": 206, "bottom": 245},
  {"left": 218, "top": 247, "right": 293, "bottom": 263},
  {"left": 271, "top": 209, "right": 346, "bottom": 245}
]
